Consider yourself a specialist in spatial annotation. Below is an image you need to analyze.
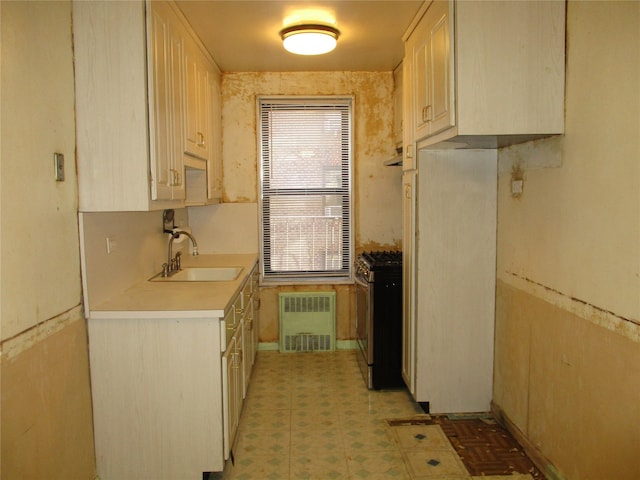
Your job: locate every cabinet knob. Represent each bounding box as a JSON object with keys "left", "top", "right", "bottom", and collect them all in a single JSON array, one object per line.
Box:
[{"left": 197, "top": 131, "right": 205, "bottom": 147}]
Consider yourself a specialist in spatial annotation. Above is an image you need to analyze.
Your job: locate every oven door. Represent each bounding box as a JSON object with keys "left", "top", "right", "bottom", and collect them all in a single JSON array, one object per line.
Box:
[{"left": 355, "top": 274, "right": 373, "bottom": 365}]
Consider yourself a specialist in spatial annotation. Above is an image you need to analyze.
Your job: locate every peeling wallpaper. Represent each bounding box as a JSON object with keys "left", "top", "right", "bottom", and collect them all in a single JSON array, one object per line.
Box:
[{"left": 221, "top": 71, "right": 403, "bottom": 252}]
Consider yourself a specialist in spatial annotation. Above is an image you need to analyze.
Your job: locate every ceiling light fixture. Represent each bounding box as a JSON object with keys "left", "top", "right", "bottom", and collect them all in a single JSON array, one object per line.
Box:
[{"left": 280, "top": 24, "right": 340, "bottom": 55}]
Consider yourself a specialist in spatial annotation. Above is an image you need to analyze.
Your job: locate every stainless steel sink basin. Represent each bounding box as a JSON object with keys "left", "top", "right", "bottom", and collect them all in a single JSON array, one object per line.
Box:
[{"left": 150, "top": 266, "right": 242, "bottom": 282}]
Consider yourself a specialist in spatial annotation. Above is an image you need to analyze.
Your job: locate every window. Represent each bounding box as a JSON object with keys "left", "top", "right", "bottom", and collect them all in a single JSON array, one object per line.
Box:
[{"left": 259, "top": 97, "right": 353, "bottom": 281}]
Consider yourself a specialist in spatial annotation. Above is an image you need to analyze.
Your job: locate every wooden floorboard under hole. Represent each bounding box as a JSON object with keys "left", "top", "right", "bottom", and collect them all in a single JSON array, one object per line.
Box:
[{"left": 388, "top": 414, "right": 544, "bottom": 478}]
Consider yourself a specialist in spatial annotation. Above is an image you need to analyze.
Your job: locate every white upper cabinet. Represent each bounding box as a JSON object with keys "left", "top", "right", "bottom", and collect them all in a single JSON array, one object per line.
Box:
[
  {"left": 403, "top": 0, "right": 566, "bottom": 152},
  {"left": 73, "top": 0, "right": 221, "bottom": 212}
]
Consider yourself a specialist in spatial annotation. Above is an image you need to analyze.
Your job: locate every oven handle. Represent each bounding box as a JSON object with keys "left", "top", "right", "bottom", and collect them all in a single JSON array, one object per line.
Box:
[{"left": 354, "top": 275, "right": 370, "bottom": 288}]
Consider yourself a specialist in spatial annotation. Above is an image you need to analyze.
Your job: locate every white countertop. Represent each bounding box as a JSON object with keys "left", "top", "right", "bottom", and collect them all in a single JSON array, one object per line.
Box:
[{"left": 89, "top": 253, "right": 258, "bottom": 319}]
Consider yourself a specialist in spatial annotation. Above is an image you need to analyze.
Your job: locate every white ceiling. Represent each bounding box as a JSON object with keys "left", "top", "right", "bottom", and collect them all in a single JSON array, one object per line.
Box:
[{"left": 175, "top": 1, "right": 423, "bottom": 72}]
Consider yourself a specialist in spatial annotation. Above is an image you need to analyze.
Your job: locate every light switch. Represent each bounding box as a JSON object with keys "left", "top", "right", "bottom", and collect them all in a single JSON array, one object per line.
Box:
[
  {"left": 54, "top": 153, "right": 65, "bottom": 181},
  {"left": 106, "top": 237, "right": 118, "bottom": 254}
]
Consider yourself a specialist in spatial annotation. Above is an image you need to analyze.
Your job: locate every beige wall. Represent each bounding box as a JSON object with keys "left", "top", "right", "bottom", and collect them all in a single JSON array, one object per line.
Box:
[
  {"left": 218, "top": 72, "right": 402, "bottom": 343},
  {"left": 0, "top": 1, "right": 95, "bottom": 478},
  {"left": 493, "top": 2, "right": 640, "bottom": 479}
]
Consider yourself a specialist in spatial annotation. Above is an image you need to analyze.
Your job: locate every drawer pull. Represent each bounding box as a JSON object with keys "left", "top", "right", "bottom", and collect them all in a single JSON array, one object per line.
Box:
[{"left": 422, "top": 105, "right": 432, "bottom": 123}]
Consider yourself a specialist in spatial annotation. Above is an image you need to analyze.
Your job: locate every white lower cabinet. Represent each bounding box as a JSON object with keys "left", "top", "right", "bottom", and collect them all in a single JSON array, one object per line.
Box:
[
  {"left": 89, "top": 263, "right": 260, "bottom": 478},
  {"left": 88, "top": 316, "right": 225, "bottom": 478}
]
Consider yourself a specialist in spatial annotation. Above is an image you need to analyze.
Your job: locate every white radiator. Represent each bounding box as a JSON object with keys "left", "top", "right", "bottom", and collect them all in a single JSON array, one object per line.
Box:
[{"left": 279, "top": 292, "right": 336, "bottom": 352}]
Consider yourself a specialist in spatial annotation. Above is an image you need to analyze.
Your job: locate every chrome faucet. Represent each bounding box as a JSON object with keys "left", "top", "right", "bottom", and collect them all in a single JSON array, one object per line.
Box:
[{"left": 163, "top": 230, "right": 199, "bottom": 276}]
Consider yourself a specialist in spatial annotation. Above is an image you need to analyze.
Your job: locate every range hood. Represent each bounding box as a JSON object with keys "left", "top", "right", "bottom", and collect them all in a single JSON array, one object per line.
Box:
[{"left": 384, "top": 146, "right": 403, "bottom": 166}]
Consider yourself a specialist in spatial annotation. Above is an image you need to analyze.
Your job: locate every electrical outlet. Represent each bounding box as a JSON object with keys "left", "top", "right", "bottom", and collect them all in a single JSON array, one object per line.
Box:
[
  {"left": 54, "top": 153, "right": 65, "bottom": 181},
  {"left": 106, "top": 236, "right": 118, "bottom": 254}
]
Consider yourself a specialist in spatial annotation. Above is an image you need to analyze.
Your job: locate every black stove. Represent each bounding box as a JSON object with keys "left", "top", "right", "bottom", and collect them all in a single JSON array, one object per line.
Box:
[{"left": 355, "top": 250, "right": 404, "bottom": 389}]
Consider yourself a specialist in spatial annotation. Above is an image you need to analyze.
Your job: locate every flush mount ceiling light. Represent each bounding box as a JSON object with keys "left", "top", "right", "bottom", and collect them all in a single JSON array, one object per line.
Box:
[{"left": 280, "top": 24, "right": 340, "bottom": 55}]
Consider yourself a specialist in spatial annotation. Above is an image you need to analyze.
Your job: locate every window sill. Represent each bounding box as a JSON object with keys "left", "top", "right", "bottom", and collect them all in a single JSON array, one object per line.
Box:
[{"left": 260, "top": 276, "right": 354, "bottom": 287}]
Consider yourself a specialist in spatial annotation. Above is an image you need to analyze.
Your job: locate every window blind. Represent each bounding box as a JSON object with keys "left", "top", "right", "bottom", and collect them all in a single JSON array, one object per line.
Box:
[{"left": 259, "top": 97, "right": 353, "bottom": 280}]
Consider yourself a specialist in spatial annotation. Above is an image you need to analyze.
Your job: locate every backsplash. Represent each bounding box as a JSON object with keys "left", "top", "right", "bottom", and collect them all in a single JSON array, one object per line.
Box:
[
  {"left": 79, "top": 209, "right": 189, "bottom": 311},
  {"left": 187, "top": 203, "right": 259, "bottom": 254},
  {"left": 78, "top": 204, "right": 258, "bottom": 313}
]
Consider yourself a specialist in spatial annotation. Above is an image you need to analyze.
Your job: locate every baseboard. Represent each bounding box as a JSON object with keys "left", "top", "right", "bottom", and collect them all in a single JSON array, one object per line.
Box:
[
  {"left": 257, "top": 340, "right": 357, "bottom": 352},
  {"left": 336, "top": 340, "right": 358, "bottom": 350},
  {"left": 491, "top": 402, "right": 566, "bottom": 480}
]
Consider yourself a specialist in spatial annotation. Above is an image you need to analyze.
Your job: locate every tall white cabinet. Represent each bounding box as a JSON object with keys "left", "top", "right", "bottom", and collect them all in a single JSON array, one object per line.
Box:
[
  {"left": 403, "top": 150, "right": 497, "bottom": 413},
  {"left": 401, "top": 0, "right": 565, "bottom": 412}
]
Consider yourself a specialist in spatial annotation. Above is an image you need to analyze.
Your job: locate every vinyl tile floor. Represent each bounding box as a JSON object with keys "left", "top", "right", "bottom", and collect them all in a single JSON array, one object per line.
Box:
[{"left": 214, "top": 350, "right": 539, "bottom": 480}]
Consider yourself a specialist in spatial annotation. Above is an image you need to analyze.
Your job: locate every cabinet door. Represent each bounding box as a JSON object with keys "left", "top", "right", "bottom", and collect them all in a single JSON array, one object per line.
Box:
[
  {"left": 222, "top": 336, "right": 237, "bottom": 460},
  {"left": 242, "top": 302, "right": 253, "bottom": 397},
  {"left": 184, "top": 41, "right": 210, "bottom": 161},
  {"left": 237, "top": 284, "right": 250, "bottom": 398},
  {"left": 232, "top": 326, "right": 244, "bottom": 430},
  {"left": 407, "top": 0, "right": 454, "bottom": 143},
  {"left": 401, "top": 170, "right": 416, "bottom": 395},
  {"left": 251, "top": 267, "right": 260, "bottom": 365},
  {"left": 149, "top": 8, "right": 172, "bottom": 200},
  {"left": 148, "top": 2, "right": 184, "bottom": 201},
  {"left": 412, "top": 29, "right": 431, "bottom": 141},
  {"left": 168, "top": 18, "right": 186, "bottom": 200},
  {"left": 427, "top": 0, "right": 454, "bottom": 135}
]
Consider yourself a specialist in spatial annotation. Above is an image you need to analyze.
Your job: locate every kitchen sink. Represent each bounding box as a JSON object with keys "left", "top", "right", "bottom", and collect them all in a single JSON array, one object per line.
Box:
[{"left": 149, "top": 266, "right": 243, "bottom": 282}]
